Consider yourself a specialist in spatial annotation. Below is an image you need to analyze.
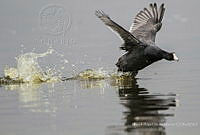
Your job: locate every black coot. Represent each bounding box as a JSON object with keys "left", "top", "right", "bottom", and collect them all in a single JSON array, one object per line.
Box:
[{"left": 95, "top": 3, "right": 178, "bottom": 75}]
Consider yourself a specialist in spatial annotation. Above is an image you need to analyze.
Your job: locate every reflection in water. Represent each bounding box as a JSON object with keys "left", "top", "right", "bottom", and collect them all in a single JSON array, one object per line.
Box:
[
  {"left": 1, "top": 68, "right": 177, "bottom": 134},
  {"left": 68, "top": 73, "right": 177, "bottom": 135},
  {"left": 77, "top": 80, "right": 107, "bottom": 90},
  {"left": 108, "top": 77, "right": 176, "bottom": 135},
  {"left": 4, "top": 83, "right": 58, "bottom": 113},
  {"left": 5, "top": 83, "right": 41, "bottom": 103}
]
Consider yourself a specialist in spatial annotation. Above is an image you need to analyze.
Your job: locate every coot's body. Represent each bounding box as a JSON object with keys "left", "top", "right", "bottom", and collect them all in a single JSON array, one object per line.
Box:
[
  {"left": 95, "top": 3, "right": 178, "bottom": 75},
  {"left": 116, "top": 46, "right": 161, "bottom": 72}
]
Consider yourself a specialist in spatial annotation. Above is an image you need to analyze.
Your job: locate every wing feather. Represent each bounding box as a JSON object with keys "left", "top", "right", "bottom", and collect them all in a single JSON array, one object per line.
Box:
[
  {"left": 129, "top": 3, "right": 165, "bottom": 45},
  {"left": 95, "top": 10, "right": 141, "bottom": 51}
]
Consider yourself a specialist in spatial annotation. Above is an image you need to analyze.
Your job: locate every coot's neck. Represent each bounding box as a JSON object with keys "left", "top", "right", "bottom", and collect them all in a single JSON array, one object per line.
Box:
[{"left": 161, "top": 50, "right": 173, "bottom": 61}]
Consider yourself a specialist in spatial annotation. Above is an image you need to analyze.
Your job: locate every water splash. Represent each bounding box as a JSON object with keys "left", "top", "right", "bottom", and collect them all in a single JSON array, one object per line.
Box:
[
  {"left": 4, "top": 49, "right": 61, "bottom": 84},
  {"left": 1, "top": 48, "right": 134, "bottom": 85},
  {"left": 72, "top": 68, "right": 133, "bottom": 80},
  {"left": 76, "top": 68, "right": 110, "bottom": 80}
]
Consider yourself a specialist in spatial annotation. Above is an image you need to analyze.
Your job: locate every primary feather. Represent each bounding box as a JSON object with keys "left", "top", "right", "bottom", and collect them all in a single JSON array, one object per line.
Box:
[
  {"left": 129, "top": 3, "right": 165, "bottom": 45},
  {"left": 95, "top": 10, "right": 142, "bottom": 51}
]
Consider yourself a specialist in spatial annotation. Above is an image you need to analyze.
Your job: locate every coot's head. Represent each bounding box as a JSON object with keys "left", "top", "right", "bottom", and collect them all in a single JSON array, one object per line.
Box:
[{"left": 164, "top": 52, "right": 179, "bottom": 61}]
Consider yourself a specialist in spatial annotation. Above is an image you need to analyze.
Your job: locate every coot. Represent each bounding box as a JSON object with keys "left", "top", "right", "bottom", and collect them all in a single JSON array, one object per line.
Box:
[{"left": 95, "top": 3, "right": 178, "bottom": 75}]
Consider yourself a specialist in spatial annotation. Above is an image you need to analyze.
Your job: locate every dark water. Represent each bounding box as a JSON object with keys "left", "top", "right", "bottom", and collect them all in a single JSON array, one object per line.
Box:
[
  {"left": 0, "top": 0, "right": 200, "bottom": 135},
  {"left": 106, "top": 78, "right": 176, "bottom": 135}
]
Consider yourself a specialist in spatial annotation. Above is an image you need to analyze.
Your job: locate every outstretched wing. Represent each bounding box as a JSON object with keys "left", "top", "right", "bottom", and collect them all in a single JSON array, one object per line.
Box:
[
  {"left": 129, "top": 3, "right": 165, "bottom": 45},
  {"left": 95, "top": 10, "right": 141, "bottom": 50}
]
